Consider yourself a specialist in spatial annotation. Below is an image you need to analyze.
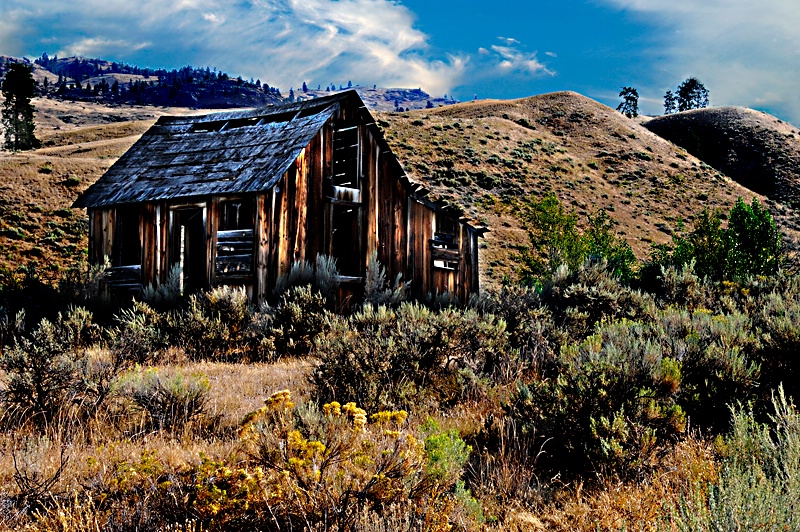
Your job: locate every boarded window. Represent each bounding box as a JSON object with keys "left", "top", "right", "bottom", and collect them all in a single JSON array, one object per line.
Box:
[
  {"left": 112, "top": 204, "right": 141, "bottom": 267},
  {"left": 332, "top": 125, "right": 359, "bottom": 189},
  {"left": 431, "top": 215, "right": 460, "bottom": 271},
  {"left": 216, "top": 198, "right": 255, "bottom": 282}
]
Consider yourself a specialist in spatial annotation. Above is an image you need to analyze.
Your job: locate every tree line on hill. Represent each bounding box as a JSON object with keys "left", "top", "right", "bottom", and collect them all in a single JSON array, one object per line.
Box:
[{"left": 27, "top": 53, "right": 283, "bottom": 108}]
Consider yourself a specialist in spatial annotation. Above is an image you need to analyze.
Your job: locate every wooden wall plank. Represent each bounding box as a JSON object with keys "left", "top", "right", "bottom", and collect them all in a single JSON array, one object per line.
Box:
[
  {"left": 293, "top": 149, "right": 308, "bottom": 263},
  {"left": 141, "top": 203, "right": 157, "bottom": 287},
  {"left": 255, "top": 193, "right": 269, "bottom": 303},
  {"left": 276, "top": 171, "right": 291, "bottom": 278},
  {"left": 157, "top": 202, "right": 168, "bottom": 284},
  {"left": 305, "top": 131, "right": 324, "bottom": 259},
  {"left": 365, "top": 140, "right": 379, "bottom": 259},
  {"left": 207, "top": 197, "right": 219, "bottom": 287}
]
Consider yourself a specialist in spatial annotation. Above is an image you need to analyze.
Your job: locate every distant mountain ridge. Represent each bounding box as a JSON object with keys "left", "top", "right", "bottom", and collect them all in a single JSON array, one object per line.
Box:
[{"left": 0, "top": 55, "right": 456, "bottom": 112}]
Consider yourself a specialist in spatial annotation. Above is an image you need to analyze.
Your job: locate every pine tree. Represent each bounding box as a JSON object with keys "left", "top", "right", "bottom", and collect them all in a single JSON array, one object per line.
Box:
[
  {"left": 1, "top": 63, "right": 40, "bottom": 151},
  {"left": 676, "top": 77, "right": 709, "bottom": 111},
  {"left": 616, "top": 86, "right": 639, "bottom": 118},
  {"left": 663, "top": 90, "right": 677, "bottom": 115}
]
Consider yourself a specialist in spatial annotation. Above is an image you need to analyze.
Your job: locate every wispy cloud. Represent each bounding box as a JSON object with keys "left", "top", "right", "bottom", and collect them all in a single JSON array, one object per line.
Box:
[
  {"left": 60, "top": 38, "right": 151, "bottom": 58},
  {"left": 1, "top": 0, "right": 464, "bottom": 95},
  {"left": 480, "top": 37, "right": 554, "bottom": 77},
  {"left": 600, "top": 0, "right": 800, "bottom": 122}
]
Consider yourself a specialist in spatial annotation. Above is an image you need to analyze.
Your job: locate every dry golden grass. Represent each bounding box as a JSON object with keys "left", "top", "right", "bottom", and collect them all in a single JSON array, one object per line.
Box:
[
  {"left": 2, "top": 93, "right": 799, "bottom": 287},
  {"left": 483, "top": 437, "right": 718, "bottom": 531},
  {"left": 0, "top": 357, "right": 315, "bottom": 531},
  {"left": 378, "top": 92, "right": 799, "bottom": 289}
]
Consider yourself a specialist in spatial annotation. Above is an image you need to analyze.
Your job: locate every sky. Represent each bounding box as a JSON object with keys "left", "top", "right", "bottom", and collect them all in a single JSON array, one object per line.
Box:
[{"left": 2, "top": 0, "right": 799, "bottom": 124}]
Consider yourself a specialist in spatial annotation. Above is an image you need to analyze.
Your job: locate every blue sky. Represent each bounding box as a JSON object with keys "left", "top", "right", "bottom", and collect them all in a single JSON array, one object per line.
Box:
[{"left": 2, "top": 0, "right": 798, "bottom": 124}]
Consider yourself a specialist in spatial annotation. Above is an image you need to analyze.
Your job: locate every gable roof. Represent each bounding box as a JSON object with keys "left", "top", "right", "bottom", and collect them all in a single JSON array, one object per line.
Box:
[
  {"left": 73, "top": 90, "right": 489, "bottom": 235},
  {"left": 74, "top": 91, "right": 359, "bottom": 208}
]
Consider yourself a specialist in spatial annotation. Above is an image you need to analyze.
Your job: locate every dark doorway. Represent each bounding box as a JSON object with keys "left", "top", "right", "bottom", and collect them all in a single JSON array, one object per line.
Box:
[
  {"left": 171, "top": 207, "right": 206, "bottom": 294},
  {"left": 112, "top": 204, "right": 141, "bottom": 267},
  {"left": 331, "top": 204, "right": 361, "bottom": 277}
]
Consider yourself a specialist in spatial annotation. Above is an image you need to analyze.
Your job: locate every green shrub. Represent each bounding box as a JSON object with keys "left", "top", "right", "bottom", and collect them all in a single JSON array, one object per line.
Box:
[
  {"left": 269, "top": 285, "right": 329, "bottom": 358},
  {"left": 751, "top": 285, "right": 800, "bottom": 401},
  {"left": 0, "top": 307, "right": 100, "bottom": 425},
  {"left": 542, "top": 261, "right": 655, "bottom": 341},
  {"left": 649, "top": 198, "right": 783, "bottom": 282},
  {"left": 363, "top": 251, "right": 409, "bottom": 308},
  {"left": 273, "top": 254, "right": 340, "bottom": 304},
  {"left": 170, "top": 285, "right": 252, "bottom": 360},
  {"left": 109, "top": 301, "right": 170, "bottom": 365},
  {"left": 515, "top": 194, "right": 636, "bottom": 284},
  {"left": 664, "top": 387, "right": 800, "bottom": 530},
  {"left": 119, "top": 368, "right": 210, "bottom": 432},
  {"left": 312, "top": 303, "right": 511, "bottom": 412},
  {"left": 141, "top": 263, "right": 182, "bottom": 309},
  {"left": 506, "top": 305, "right": 760, "bottom": 478}
]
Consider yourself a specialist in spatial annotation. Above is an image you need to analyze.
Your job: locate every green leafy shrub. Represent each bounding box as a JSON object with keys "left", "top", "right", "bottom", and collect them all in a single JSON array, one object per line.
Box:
[
  {"left": 515, "top": 194, "right": 636, "bottom": 284},
  {"left": 542, "top": 261, "right": 655, "bottom": 341},
  {"left": 470, "top": 285, "right": 559, "bottom": 376},
  {"left": 273, "top": 254, "right": 340, "bottom": 304},
  {"left": 506, "top": 305, "right": 760, "bottom": 477},
  {"left": 364, "top": 251, "right": 409, "bottom": 308},
  {"left": 141, "top": 263, "right": 183, "bottom": 309},
  {"left": 649, "top": 198, "right": 783, "bottom": 282},
  {"left": 169, "top": 285, "right": 251, "bottom": 361},
  {"left": 268, "top": 285, "right": 329, "bottom": 358},
  {"left": 109, "top": 301, "right": 170, "bottom": 365},
  {"left": 750, "top": 283, "right": 800, "bottom": 401}
]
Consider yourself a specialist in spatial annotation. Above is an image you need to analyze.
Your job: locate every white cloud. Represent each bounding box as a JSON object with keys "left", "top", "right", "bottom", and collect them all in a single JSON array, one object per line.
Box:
[
  {"left": 202, "top": 13, "right": 223, "bottom": 24},
  {"left": 58, "top": 38, "right": 150, "bottom": 58},
  {"left": 600, "top": 0, "right": 800, "bottom": 122},
  {"left": 483, "top": 38, "right": 554, "bottom": 77},
  {"left": 2, "top": 0, "right": 465, "bottom": 96}
]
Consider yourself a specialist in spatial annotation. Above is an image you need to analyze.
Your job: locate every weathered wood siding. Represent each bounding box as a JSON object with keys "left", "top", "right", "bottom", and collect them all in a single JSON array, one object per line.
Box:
[{"left": 83, "top": 91, "right": 481, "bottom": 305}]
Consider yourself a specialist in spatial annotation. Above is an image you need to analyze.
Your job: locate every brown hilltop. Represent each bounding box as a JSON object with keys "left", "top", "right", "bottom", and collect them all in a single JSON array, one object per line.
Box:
[
  {"left": 643, "top": 106, "right": 800, "bottom": 209},
  {"left": 378, "top": 91, "right": 792, "bottom": 286}
]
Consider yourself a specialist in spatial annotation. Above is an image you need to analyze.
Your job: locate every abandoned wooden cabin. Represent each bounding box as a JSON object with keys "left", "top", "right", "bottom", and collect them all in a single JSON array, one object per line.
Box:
[{"left": 73, "top": 90, "right": 486, "bottom": 304}]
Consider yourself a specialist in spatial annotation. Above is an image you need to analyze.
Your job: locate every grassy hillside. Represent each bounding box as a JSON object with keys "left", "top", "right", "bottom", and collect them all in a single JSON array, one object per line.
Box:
[
  {"left": 3, "top": 92, "right": 800, "bottom": 532},
  {"left": 644, "top": 106, "right": 800, "bottom": 209},
  {"left": 378, "top": 92, "right": 797, "bottom": 287},
  {"left": 2, "top": 92, "right": 799, "bottom": 286}
]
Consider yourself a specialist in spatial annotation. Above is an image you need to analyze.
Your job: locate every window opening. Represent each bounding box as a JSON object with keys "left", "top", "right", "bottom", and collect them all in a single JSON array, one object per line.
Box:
[
  {"left": 332, "top": 125, "right": 359, "bottom": 189},
  {"left": 432, "top": 215, "right": 460, "bottom": 271},
  {"left": 216, "top": 198, "right": 255, "bottom": 282}
]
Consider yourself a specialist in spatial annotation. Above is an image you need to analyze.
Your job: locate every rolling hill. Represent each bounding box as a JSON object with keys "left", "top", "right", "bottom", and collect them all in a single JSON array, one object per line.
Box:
[
  {"left": 1, "top": 91, "right": 798, "bottom": 288},
  {"left": 378, "top": 92, "right": 798, "bottom": 286},
  {"left": 643, "top": 107, "right": 800, "bottom": 210}
]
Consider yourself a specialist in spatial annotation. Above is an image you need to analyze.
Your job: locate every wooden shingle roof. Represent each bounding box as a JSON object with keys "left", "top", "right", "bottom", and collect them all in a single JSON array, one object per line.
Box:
[{"left": 74, "top": 92, "right": 353, "bottom": 208}]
